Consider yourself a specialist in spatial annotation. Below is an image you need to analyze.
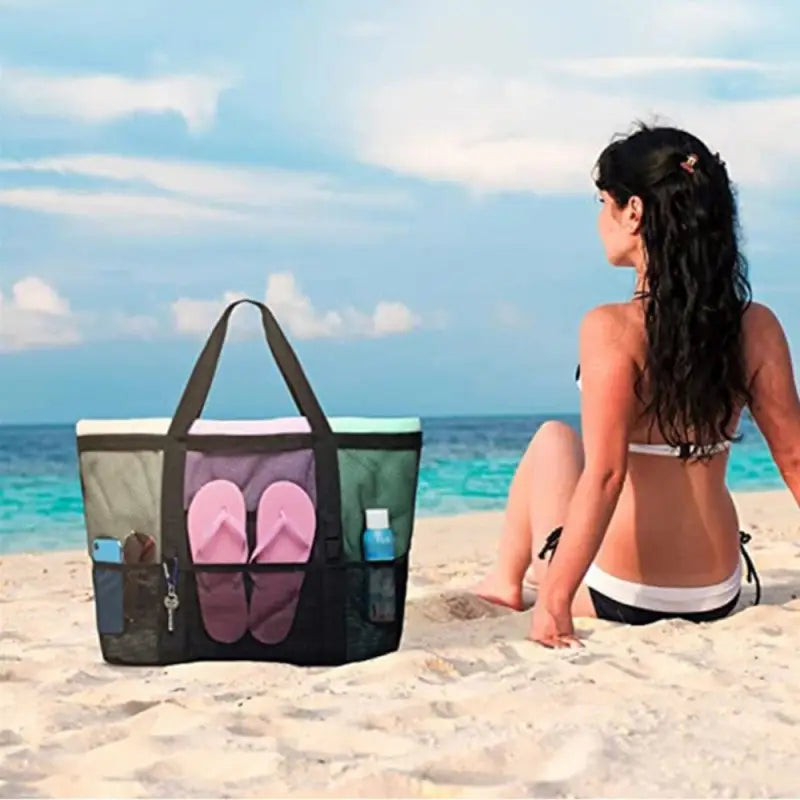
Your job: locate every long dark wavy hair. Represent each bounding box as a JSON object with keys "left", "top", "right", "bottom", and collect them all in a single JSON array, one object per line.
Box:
[{"left": 594, "top": 123, "right": 752, "bottom": 462}]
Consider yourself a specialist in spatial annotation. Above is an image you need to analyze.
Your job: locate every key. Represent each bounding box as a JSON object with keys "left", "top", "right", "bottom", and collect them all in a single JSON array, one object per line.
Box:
[{"left": 164, "top": 590, "right": 179, "bottom": 633}]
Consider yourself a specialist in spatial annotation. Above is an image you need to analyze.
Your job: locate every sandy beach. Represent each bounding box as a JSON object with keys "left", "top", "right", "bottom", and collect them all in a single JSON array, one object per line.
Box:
[{"left": 1, "top": 489, "right": 799, "bottom": 798}]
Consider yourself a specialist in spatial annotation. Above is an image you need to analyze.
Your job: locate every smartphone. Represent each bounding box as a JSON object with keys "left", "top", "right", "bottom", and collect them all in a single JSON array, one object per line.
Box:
[
  {"left": 91, "top": 537, "right": 124, "bottom": 634},
  {"left": 92, "top": 537, "right": 123, "bottom": 563}
]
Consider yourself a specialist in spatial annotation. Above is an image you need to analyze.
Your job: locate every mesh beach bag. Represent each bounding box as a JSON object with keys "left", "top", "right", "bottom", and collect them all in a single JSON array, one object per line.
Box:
[{"left": 75, "top": 299, "right": 422, "bottom": 666}]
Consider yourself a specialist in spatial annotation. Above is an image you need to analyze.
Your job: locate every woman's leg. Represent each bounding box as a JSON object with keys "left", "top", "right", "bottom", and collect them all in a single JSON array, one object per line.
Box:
[{"left": 476, "top": 420, "right": 593, "bottom": 614}]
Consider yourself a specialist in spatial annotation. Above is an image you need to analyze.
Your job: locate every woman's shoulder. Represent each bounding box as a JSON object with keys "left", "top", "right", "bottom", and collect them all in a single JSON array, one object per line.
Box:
[
  {"left": 742, "top": 300, "right": 782, "bottom": 333},
  {"left": 582, "top": 299, "right": 780, "bottom": 352},
  {"left": 580, "top": 302, "right": 645, "bottom": 348},
  {"left": 578, "top": 303, "right": 645, "bottom": 373},
  {"left": 739, "top": 301, "right": 800, "bottom": 500},
  {"left": 741, "top": 301, "right": 791, "bottom": 376},
  {"left": 581, "top": 301, "right": 637, "bottom": 325}
]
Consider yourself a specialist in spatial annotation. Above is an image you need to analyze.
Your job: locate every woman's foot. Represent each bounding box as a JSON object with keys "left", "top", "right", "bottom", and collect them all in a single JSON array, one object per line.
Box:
[{"left": 474, "top": 572, "right": 524, "bottom": 611}]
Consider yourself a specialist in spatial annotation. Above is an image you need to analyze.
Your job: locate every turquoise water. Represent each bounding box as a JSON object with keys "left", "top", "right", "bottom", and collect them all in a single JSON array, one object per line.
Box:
[{"left": 0, "top": 414, "right": 784, "bottom": 554}]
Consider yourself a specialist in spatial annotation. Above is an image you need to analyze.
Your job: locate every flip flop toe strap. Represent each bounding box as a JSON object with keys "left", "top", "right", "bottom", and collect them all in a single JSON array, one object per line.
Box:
[
  {"left": 250, "top": 511, "right": 307, "bottom": 563},
  {"left": 195, "top": 508, "right": 248, "bottom": 562}
]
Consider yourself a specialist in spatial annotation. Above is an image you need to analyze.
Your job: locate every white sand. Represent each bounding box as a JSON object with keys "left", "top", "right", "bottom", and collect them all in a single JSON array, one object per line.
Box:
[{"left": 1, "top": 489, "right": 799, "bottom": 798}]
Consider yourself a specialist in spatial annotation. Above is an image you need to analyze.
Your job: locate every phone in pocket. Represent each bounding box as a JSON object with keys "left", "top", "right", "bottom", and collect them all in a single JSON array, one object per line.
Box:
[
  {"left": 92, "top": 537, "right": 123, "bottom": 563},
  {"left": 91, "top": 537, "right": 124, "bottom": 634}
]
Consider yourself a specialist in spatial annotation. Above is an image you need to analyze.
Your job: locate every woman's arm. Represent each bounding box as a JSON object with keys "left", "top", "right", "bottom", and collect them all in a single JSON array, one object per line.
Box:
[
  {"left": 536, "top": 305, "right": 638, "bottom": 612},
  {"left": 745, "top": 303, "right": 800, "bottom": 506}
]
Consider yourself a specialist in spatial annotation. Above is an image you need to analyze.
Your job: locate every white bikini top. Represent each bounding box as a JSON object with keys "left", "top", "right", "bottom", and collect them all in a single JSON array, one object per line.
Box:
[{"left": 575, "top": 364, "right": 731, "bottom": 458}]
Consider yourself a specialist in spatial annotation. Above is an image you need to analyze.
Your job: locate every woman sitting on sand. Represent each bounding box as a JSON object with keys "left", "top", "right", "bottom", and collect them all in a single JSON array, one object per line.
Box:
[{"left": 477, "top": 123, "right": 800, "bottom": 648}]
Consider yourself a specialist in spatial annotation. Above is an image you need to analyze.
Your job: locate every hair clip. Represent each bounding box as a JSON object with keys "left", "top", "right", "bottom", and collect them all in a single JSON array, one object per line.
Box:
[{"left": 680, "top": 153, "right": 699, "bottom": 174}]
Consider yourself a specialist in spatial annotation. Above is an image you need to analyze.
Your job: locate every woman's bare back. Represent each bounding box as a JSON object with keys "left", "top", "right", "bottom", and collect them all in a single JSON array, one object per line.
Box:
[{"left": 595, "top": 300, "right": 800, "bottom": 587}]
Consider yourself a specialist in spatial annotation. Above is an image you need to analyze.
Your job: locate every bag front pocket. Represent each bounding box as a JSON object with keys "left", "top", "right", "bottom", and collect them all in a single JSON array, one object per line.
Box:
[{"left": 184, "top": 563, "right": 331, "bottom": 665}]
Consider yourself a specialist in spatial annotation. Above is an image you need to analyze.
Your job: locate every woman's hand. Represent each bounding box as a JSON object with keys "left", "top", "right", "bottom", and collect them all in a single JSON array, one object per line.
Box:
[{"left": 528, "top": 597, "right": 582, "bottom": 648}]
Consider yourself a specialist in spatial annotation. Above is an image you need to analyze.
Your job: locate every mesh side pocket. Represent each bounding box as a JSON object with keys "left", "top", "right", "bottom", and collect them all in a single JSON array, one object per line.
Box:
[
  {"left": 344, "top": 557, "right": 409, "bottom": 663},
  {"left": 92, "top": 565, "right": 123, "bottom": 635},
  {"left": 96, "top": 565, "right": 161, "bottom": 665}
]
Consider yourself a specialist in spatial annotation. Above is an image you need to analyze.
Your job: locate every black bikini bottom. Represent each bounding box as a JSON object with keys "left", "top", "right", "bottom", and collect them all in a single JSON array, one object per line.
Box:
[{"left": 537, "top": 528, "right": 760, "bottom": 626}]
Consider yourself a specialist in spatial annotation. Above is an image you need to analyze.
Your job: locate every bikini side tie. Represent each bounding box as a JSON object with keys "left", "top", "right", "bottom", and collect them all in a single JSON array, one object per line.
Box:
[{"left": 739, "top": 531, "right": 761, "bottom": 606}]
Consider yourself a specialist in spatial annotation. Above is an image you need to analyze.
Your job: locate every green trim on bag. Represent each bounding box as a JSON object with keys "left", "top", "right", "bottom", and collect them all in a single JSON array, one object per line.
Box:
[{"left": 330, "top": 417, "right": 421, "bottom": 433}]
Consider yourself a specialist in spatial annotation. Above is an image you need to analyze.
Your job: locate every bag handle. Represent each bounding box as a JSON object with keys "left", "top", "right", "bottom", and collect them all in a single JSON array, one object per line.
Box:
[{"left": 168, "top": 298, "right": 331, "bottom": 437}]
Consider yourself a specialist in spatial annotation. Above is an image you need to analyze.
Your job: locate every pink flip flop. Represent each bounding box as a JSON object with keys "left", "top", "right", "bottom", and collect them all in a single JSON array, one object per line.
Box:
[
  {"left": 248, "top": 480, "right": 316, "bottom": 644},
  {"left": 187, "top": 479, "right": 249, "bottom": 643}
]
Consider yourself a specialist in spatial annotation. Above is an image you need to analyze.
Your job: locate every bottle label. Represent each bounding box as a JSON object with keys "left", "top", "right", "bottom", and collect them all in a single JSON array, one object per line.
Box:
[{"left": 363, "top": 527, "right": 395, "bottom": 561}]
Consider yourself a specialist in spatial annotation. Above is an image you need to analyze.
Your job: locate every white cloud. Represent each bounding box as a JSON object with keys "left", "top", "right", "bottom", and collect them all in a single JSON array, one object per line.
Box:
[
  {"left": 551, "top": 57, "right": 775, "bottom": 79},
  {"left": 0, "top": 154, "right": 409, "bottom": 234},
  {"left": 265, "top": 273, "right": 347, "bottom": 339},
  {"left": 352, "top": 74, "right": 618, "bottom": 194},
  {"left": 332, "top": 0, "right": 795, "bottom": 195},
  {"left": 171, "top": 291, "right": 248, "bottom": 336},
  {"left": 651, "top": 0, "right": 764, "bottom": 46},
  {"left": 335, "top": 0, "right": 763, "bottom": 83},
  {"left": 371, "top": 301, "right": 419, "bottom": 336},
  {"left": 0, "top": 187, "right": 249, "bottom": 228},
  {"left": 686, "top": 96, "right": 800, "bottom": 189},
  {"left": 266, "top": 273, "right": 421, "bottom": 339},
  {"left": 0, "top": 154, "right": 408, "bottom": 210},
  {"left": 0, "top": 277, "right": 80, "bottom": 351},
  {"left": 0, "top": 273, "right": 433, "bottom": 352},
  {"left": 171, "top": 273, "right": 424, "bottom": 341},
  {"left": 351, "top": 72, "right": 800, "bottom": 194},
  {"left": 11, "top": 275, "right": 69, "bottom": 315},
  {"left": 0, "top": 276, "right": 165, "bottom": 351},
  {"left": 0, "top": 69, "right": 234, "bottom": 133}
]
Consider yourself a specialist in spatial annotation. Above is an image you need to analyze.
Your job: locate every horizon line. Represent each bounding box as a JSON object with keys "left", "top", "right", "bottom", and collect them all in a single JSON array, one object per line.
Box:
[{"left": 0, "top": 410, "right": 584, "bottom": 428}]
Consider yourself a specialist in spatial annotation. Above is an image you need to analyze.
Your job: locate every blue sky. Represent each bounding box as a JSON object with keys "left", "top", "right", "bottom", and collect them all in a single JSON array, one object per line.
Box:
[{"left": 1, "top": 0, "right": 799, "bottom": 423}]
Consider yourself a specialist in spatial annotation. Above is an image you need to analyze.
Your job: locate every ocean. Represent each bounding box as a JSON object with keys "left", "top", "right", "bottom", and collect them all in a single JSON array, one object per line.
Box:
[{"left": 0, "top": 414, "right": 783, "bottom": 555}]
